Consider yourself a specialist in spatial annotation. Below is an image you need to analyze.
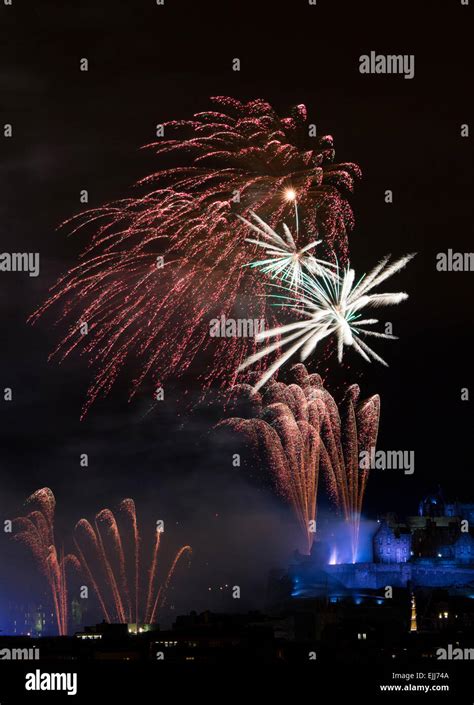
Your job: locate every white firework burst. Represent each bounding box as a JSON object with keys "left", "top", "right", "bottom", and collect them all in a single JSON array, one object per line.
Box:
[
  {"left": 238, "top": 252, "right": 416, "bottom": 390},
  {"left": 239, "top": 209, "right": 336, "bottom": 290}
]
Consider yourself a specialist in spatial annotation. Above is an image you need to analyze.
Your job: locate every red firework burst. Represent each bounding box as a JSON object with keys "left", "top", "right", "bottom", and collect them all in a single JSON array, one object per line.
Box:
[{"left": 30, "top": 97, "right": 360, "bottom": 416}]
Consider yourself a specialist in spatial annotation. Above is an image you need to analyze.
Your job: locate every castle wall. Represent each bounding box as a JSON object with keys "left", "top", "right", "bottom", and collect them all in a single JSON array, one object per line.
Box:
[{"left": 326, "top": 562, "right": 474, "bottom": 590}]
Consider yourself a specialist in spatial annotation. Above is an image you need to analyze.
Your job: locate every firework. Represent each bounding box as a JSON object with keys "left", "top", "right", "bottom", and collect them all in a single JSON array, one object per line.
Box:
[
  {"left": 218, "top": 364, "right": 379, "bottom": 560},
  {"left": 239, "top": 205, "right": 337, "bottom": 290},
  {"left": 29, "top": 97, "right": 360, "bottom": 416},
  {"left": 74, "top": 499, "right": 191, "bottom": 626},
  {"left": 13, "top": 488, "right": 80, "bottom": 636},
  {"left": 317, "top": 378, "right": 380, "bottom": 562},
  {"left": 239, "top": 253, "right": 415, "bottom": 390},
  {"left": 218, "top": 365, "right": 325, "bottom": 553}
]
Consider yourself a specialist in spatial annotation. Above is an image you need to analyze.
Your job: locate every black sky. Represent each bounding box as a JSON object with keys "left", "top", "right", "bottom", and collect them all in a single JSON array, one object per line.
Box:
[{"left": 0, "top": 0, "right": 472, "bottom": 621}]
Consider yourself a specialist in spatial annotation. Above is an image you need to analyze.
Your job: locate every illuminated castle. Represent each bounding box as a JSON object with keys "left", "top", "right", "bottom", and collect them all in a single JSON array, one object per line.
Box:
[
  {"left": 374, "top": 490, "right": 474, "bottom": 565},
  {"left": 269, "top": 492, "right": 474, "bottom": 604}
]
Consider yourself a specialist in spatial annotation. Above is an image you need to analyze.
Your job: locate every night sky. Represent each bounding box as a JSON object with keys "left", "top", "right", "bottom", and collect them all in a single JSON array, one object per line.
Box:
[{"left": 0, "top": 0, "right": 472, "bottom": 625}]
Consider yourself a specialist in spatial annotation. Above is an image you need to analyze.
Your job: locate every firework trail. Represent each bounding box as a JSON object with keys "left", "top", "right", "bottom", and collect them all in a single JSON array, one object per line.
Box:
[
  {"left": 13, "top": 488, "right": 80, "bottom": 636},
  {"left": 218, "top": 365, "right": 323, "bottom": 553},
  {"left": 318, "top": 377, "right": 380, "bottom": 562},
  {"left": 239, "top": 253, "right": 415, "bottom": 390},
  {"left": 29, "top": 97, "right": 360, "bottom": 416},
  {"left": 74, "top": 499, "right": 191, "bottom": 625},
  {"left": 218, "top": 364, "right": 379, "bottom": 560}
]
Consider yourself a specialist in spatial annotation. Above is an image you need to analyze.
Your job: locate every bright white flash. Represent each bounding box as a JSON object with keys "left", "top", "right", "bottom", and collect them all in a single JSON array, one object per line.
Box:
[
  {"left": 239, "top": 210, "right": 336, "bottom": 290},
  {"left": 239, "top": 252, "right": 416, "bottom": 390}
]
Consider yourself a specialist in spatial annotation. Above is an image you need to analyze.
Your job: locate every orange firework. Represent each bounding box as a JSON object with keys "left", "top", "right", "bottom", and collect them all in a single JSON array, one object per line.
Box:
[
  {"left": 13, "top": 488, "right": 80, "bottom": 636},
  {"left": 315, "top": 376, "right": 380, "bottom": 562},
  {"left": 219, "top": 365, "right": 325, "bottom": 553},
  {"left": 219, "top": 364, "right": 380, "bottom": 560},
  {"left": 74, "top": 498, "right": 191, "bottom": 626}
]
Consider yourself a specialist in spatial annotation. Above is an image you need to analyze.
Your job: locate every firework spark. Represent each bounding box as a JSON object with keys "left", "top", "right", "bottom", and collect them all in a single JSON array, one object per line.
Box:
[
  {"left": 239, "top": 207, "right": 337, "bottom": 290},
  {"left": 218, "top": 364, "right": 379, "bottom": 560},
  {"left": 317, "top": 379, "right": 380, "bottom": 562},
  {"left": 74, "top": 499, "right": 191, "bottom": 626},
  {"left": 29, "top": 97, "right": 360, "bottom": 416},
  {"left": 239, "top": 253, "right": 415, "bottom": 390},
  {"left": 13, "top": 489, "right": 80, "bottom": 636}
]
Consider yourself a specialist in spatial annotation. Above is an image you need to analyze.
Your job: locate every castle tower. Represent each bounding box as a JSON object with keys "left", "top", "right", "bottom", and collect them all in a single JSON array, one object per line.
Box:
[{"left": 410, "top": 592, "right": 417, "bottom": 632}]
